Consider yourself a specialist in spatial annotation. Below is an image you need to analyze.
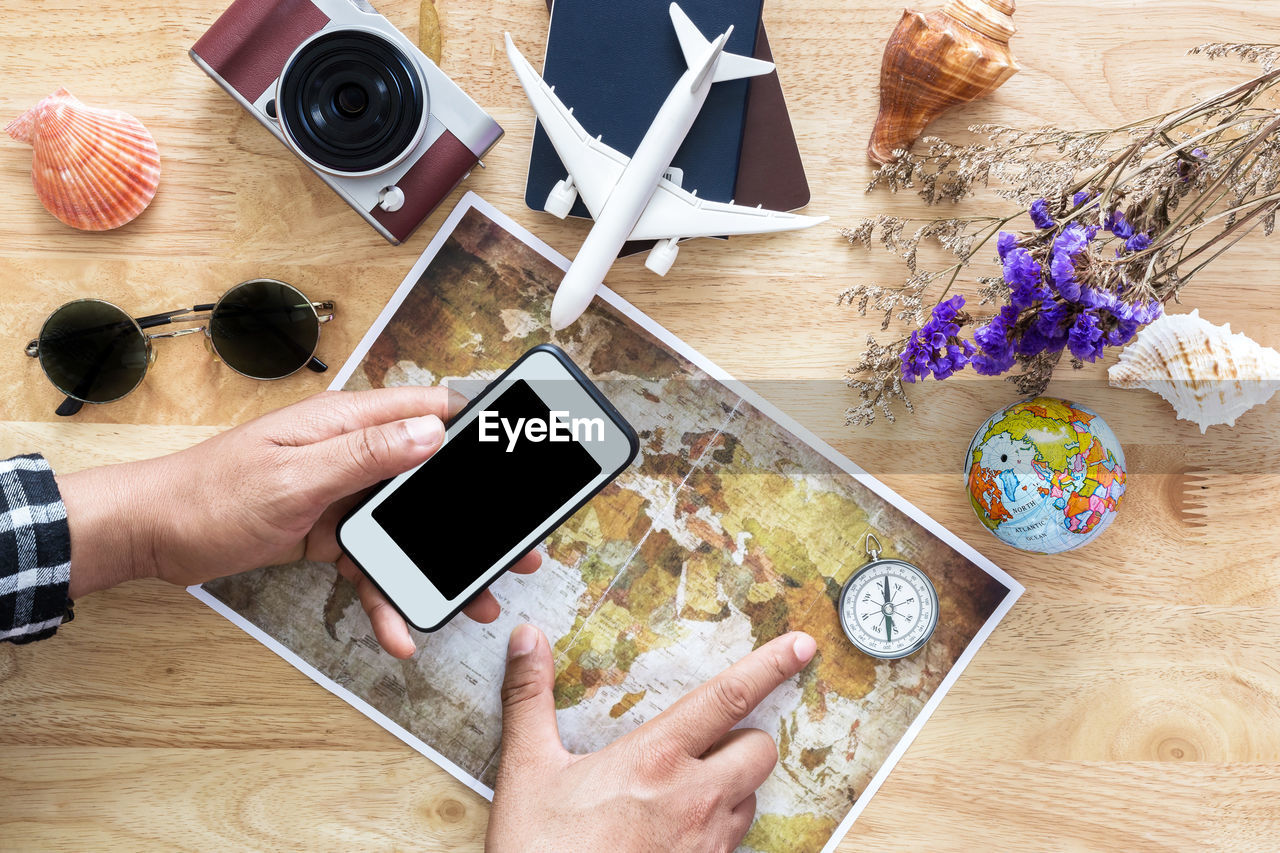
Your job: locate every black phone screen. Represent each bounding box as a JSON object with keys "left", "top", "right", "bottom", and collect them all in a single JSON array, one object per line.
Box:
[{"left": 372, "top": 379, "right": 603, "bottom": 600}]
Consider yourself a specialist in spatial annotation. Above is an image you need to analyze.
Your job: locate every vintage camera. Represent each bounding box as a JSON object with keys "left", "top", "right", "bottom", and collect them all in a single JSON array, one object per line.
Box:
[{"left": 190, "top": 0, "right": 502, "bottom": 244}]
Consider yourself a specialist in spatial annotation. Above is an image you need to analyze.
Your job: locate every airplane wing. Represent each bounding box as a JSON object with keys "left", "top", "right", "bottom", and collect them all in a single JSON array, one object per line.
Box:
[
  {"left": 627, "top": 180, "right": 828, "bottom": 241},
  {"left": 504, "top": 33, "right": 624, "bottom": 220}
]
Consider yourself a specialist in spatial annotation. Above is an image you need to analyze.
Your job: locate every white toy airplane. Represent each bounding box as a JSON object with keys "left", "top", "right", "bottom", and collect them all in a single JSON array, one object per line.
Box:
[{"left": 505, "top": 3, "right": 827, "bottom": 330}]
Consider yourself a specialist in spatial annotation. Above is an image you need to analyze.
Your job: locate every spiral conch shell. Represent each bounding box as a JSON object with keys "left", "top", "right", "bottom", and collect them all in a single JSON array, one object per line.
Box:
[
  {"left": 1108, "top": 310, "right": 1280, "bottom": 433},
  {"left": 868, "top": 0, "right": 1020, "bottom": 164},
  {"left": 5, "top": 87, "right": 160, "bottom": 231}
]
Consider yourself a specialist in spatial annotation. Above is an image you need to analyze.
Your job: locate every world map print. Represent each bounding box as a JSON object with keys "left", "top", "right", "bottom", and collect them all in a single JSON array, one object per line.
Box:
[{"left": 200, "top": 198, "right": 1019, "bottom": 853}]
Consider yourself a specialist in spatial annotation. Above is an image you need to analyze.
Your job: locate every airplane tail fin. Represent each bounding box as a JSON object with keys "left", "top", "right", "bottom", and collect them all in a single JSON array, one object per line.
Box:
[{"left": 669, "top": 2, "right": 775, "bottom": 84}]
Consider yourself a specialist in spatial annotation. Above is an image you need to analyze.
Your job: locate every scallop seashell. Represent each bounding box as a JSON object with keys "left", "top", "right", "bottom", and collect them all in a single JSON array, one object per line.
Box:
[
  {"left": 867, "top": 0, "right": 1020, "bottom": 164},
  {"left": 5, "top": 87, "right": 160, "bottom": 231},
  {"left": 1108, "top": 310, "right": 1280, "bottom": 433}
]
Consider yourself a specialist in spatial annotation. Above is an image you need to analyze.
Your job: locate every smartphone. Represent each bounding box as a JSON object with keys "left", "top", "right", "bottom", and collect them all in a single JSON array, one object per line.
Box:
[{"left": 337, "top": 344, "right": 639, "bottom": 632}]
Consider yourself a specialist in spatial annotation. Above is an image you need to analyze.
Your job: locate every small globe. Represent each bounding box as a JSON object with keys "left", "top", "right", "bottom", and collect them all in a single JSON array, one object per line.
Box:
[{"left": 965, "top": 397, "right": 1126, "bottom": 554}]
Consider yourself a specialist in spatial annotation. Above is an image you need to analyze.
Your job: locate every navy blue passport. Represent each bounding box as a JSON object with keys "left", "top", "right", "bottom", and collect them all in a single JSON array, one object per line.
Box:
[{"left": 525, "top": 0, "right": 765, "bottom": 219}]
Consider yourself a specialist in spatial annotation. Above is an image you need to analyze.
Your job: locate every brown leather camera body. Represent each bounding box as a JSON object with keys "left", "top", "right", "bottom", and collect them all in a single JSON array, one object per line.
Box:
[{"left": 191, "top": 0, "right": 502, "bottom": 244}]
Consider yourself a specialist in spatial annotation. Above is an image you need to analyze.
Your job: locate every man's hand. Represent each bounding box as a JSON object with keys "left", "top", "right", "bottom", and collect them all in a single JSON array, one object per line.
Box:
[
  {"left": 486, "top": 625, "right": 817, "bottom": 852},
  {"left": 58, "top": 387, "right": 541, "bottom": 657}
]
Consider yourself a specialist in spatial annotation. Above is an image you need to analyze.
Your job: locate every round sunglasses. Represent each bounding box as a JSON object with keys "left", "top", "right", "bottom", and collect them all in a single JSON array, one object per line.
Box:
[{"left": 25, "top": 279, "right": 336, "bottom": 416}]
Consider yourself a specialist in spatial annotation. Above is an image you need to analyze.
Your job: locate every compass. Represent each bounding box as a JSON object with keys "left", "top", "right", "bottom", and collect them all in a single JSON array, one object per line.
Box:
[{"left": 838, "top": 534, "right": 939, "bottom": 659}]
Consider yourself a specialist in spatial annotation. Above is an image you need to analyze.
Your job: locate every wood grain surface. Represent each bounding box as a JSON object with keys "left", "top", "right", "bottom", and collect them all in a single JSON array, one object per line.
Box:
[{"left": 3, "top": 0, "right": 1280, "bottom": 850}]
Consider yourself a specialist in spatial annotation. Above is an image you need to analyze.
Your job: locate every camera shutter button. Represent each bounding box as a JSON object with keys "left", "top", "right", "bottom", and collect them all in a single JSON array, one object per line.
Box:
[{"left": 377, "top": 186, "right": 405, "bottom": 212}]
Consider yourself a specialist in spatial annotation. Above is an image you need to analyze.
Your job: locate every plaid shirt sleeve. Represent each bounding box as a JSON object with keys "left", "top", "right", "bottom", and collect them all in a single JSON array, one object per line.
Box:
[{"left": 0, "top": 453, "right": 74, "bottom": 643}]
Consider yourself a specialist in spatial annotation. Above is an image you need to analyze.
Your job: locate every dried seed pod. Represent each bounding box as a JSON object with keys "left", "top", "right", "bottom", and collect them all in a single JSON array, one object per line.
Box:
[{"left": 868, "top": 0, "right": 1020, "bottom": 164}]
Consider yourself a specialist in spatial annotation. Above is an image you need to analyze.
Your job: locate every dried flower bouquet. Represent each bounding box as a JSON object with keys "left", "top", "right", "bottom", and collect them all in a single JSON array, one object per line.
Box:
[{"left": 842, "top": 43, "right": 1280, "bottom": 425}]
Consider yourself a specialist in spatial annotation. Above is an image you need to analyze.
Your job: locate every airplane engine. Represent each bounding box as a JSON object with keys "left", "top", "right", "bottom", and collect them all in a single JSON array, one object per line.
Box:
[
  {"left": 644, "top": 238, "right": 680, "bottom": 276},
  {"left": 544, "top": 179, "right": 578, "bottom": 219}
]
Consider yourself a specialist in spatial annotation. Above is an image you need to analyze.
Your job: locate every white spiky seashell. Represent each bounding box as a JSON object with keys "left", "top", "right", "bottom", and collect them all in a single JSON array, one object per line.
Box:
[
  {"left": 1108, "top": 309, "right": 1280, "bottom": 433},
  {"left": 5, "top": 87, "right": 160, "bottom": 231}
]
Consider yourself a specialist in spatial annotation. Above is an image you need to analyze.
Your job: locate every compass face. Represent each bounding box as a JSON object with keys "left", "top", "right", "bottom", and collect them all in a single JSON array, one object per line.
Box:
[{"left": 838, "top": 559, "right": 939, "bottom": 659}]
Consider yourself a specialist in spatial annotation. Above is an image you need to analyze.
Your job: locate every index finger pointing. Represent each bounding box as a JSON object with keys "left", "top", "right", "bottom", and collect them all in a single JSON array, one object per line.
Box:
[{"left": 649, "top": 632, "right": 816, "bottom": 758}]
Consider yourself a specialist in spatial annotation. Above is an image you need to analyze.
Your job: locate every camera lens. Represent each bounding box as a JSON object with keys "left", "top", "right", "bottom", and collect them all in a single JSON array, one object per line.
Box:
[
  {"left": 278, "top": 30, "right": 427, "bottom": 174},
  {"left": 334, "top": 83, "right": 368, "bottom": 117}
]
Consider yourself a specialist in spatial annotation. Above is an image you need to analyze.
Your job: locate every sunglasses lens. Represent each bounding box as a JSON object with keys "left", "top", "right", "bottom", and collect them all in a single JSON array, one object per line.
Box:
[
  {"left": 38, "top": 301, "right": 148, "bottom": 403},
  {"left": 210, "top": 280, "right": 319, "bottom": 379}
]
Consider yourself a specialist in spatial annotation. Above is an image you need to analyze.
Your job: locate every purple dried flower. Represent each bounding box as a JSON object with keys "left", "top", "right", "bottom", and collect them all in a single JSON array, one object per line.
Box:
[
  {"left": 971, "top": 349, "right": 1017, "bottom": 376},
  {"left": 1002, "top": 247, "right": 1040, "bottom": 288},
  {"left": 1078, "top": 285, "right": 1117, "bottom": 313},
  {"left": 1109, "top": 299, "right": 1136, "bottom": 322},
  {"left": 971, "top": 305, "right": 1019, "bottom": 375},
  {"left": 1002, "top": 248, "right": 1048, "bottom": 311},
  {"left": 1056, "top": 222, "right": 1090, "bottom": 255},
  {"left": 893, "top": 186, "right": 1167, "bottom": 385},
  {"left": 1029, "top": 199, "right": 1055, "bottom": 229},
  {"left": 997, "top": 231, "right": 1019, "bottom": 260},
  {"left": 1125, "top": 233, "right": 1152, "bottom": 252},
  {"left": 1068, "top": 310, "right": 1105, "bottom": 361},
  {"left": 1105, "top": 318, "right": 1140, "bottom": 347},
  {"left": 1012, "top": 281, "right": 1050, "bottom": 313},
  {"left": 1050, "top": 223, "right": 1090, "bottom": 300},
  {"left": 1130, "top": 299, "right": 1164, "bottom": 324},
  {"left": 1036, "top": 301, "right": 1070, "bottom": 337},
  {"left": 1014, "top": 327, "right": 1050, "bottom": 358},
  {"left": 1011, "top": 281, "right": 1050, "bottom": 311},
  {"left": 1105, "top": 209, "right": 1135, "bottom": 240},
  {"left": 1051, "top": 252, "right": 1081, "bottom": 301},
  {"left": 1015, "top": 300, "right": 1070, "bottom": 357},
  {"left": 899, "top": 295, "right": 975, "bottom": 382},
  {"left": 1088, "top": 291, "right": 1161, "bottom": 347}
]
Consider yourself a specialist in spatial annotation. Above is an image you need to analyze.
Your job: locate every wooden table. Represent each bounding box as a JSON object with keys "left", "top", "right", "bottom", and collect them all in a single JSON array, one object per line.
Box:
[{"left": 3, "top": 0, "right": 1279, "bottom": 849}]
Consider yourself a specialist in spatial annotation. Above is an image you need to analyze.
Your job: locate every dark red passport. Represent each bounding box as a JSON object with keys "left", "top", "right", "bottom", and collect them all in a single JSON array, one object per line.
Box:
[{"left": 735, "top": 20, "right": 810, "bottom": 211}]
